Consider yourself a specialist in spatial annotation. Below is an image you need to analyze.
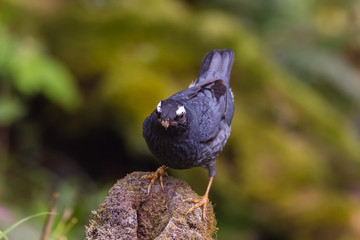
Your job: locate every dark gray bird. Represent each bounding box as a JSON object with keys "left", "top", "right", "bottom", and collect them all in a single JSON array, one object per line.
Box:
[{"left": 142, "top": 49, "right": 235, "bottom": 218}]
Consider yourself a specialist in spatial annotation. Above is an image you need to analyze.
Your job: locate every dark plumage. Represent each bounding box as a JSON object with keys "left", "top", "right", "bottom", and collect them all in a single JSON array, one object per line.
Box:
[{"left": 142, "top": 49, "right": 235, "bottom": 218}]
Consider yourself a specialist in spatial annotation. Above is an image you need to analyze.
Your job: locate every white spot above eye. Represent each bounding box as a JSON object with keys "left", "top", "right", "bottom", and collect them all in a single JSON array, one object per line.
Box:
[
  {"left": 176, "top": 105, "right": 186, "bottom": 116},
  {"left": 156, "top": 101, "right": 162, "bottom": 112}
]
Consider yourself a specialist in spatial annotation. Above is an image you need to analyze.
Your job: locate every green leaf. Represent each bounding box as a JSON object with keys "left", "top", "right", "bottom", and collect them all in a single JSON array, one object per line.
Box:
[{"left": 9, "top": 41, "right": 81, "bottom": 110}]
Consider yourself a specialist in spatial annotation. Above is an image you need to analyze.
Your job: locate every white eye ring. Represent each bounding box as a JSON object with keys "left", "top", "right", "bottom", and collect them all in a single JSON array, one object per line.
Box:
[
  {"left": 156, "top": 101, "right": 162, "bottom": 112},
  {"left": 176, "top": 105, "right": 186, "bottom": 116}
]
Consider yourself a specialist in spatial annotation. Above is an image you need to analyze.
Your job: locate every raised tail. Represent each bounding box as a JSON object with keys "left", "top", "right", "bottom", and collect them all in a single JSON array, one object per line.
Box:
[{"left": 194, "top": 49, "right": 234, "bottom": 86}]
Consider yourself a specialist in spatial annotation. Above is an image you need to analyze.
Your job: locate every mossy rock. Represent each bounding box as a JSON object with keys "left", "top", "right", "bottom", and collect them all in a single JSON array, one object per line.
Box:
[{"left": 86, "top": 171, "right": 217, "bottom": 239}]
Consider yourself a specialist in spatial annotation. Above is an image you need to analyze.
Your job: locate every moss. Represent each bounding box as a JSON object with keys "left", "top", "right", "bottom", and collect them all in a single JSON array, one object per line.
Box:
[{"left": 85, "top": 171, "right": 217, "bottom": 239}]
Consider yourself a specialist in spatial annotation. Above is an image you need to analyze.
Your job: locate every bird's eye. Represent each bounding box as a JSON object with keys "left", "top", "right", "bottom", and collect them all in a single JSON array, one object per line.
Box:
[
  {"left": 156, "top": 101, "right": 162, "bottom": 113},
  {"left": 155, "top": 101, "right": 162, "bottom": 118},
  {"left": 175, "top": 105, "right": 186, "bottom": 121},
  {"left": 175, "top": 113, "right": 185, "bottom": 121}
]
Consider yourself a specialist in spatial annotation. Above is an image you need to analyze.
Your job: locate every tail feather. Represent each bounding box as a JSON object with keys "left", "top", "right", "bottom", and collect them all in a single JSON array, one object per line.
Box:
[{"left": 195, "top": 49, "right": 234, "bottom": 86}]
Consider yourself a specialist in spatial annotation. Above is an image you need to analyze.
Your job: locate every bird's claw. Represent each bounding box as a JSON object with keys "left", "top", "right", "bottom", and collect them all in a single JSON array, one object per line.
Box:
[
  {"left": 141, "top": 165, "right": 168, "bottom": 194},
  {"left": 186, "top": 195, "right": 209, "bottom": 219},
  {"left": 185, "top": 176, "right": 213, "bottom": 220}
]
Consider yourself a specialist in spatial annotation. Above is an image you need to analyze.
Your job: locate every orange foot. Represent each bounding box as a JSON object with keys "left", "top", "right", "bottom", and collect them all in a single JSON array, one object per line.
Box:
[
  {"left": 186, "top": 177, "right": 214, "bottom": 220},
  {"left": 141, "top": 165, "right": 168, "bottom": 194}
]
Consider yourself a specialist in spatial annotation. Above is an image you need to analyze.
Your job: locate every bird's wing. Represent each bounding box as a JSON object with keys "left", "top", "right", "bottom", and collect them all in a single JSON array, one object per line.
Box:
[{"left": 172, "top": 79, "right": 230, "bottom": 143}]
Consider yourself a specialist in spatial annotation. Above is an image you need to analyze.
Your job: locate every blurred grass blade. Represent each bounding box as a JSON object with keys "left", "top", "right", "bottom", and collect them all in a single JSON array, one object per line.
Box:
[
  {"left": 0, "top": 231, "right": 9, "bottom": 240},
  {"left": 0, "top": 212, "right": 54, "bottom": 238}
]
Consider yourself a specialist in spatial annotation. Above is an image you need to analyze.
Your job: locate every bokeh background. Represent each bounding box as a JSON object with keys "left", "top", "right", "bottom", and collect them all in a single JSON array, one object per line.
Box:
[{"left": 1, "top": 0, "right": 360, "bottom": 239}]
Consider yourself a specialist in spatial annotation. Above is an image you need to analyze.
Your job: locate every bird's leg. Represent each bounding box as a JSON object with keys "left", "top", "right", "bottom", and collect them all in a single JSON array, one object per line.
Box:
[
  {"left": 186, "top": 177, "right": 213, "bottom": 219},
  {"left": 141, "top": 165, "right": 168, "bottom": 194}
]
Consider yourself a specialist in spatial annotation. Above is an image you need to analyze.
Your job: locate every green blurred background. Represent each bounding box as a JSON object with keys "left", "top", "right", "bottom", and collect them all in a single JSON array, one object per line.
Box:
[{"left": 1, "top": 0, "right": 360, "bottom": 239}]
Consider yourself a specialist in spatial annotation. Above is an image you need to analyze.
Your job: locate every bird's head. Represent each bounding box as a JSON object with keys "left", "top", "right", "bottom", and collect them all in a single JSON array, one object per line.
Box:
[{"left": 154, "top": 99, "right": 187, "bottom": 133}]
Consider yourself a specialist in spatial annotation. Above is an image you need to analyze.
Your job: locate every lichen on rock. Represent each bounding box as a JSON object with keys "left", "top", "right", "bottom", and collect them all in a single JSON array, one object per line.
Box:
[{"left": 86, "top": 171, "right": 217, "bottom": 240}]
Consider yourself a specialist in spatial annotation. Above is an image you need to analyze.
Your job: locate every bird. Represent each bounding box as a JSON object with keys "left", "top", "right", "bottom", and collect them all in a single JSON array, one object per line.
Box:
[{"left": 142, "top": 48, "right": 235, "bottom": 219}]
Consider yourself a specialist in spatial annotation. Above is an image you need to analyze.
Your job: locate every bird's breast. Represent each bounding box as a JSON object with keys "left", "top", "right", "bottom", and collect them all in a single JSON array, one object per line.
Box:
[{"left": 146, "top": 130, "right": 204, "bottom": 169}]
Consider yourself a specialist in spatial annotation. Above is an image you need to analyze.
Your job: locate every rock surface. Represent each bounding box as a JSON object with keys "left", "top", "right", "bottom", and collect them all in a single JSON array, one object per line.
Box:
[{"left": 85, "top": 171, "right": 217, "bottom": 240}]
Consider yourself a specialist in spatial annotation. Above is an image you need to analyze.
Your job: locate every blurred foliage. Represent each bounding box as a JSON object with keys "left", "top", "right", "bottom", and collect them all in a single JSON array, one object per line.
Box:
[
  {"left": 0, "top": 22, "right": 81, "bottom": 122},
  {"left": 0, "top": 0, "right": 360, "bottom": 239}
]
